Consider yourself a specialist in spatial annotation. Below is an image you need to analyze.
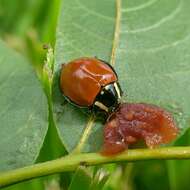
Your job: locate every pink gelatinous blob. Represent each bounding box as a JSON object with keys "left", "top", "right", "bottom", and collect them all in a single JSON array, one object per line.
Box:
[{"left": 101, "top": 103, "right": 179, "bottom": 156}]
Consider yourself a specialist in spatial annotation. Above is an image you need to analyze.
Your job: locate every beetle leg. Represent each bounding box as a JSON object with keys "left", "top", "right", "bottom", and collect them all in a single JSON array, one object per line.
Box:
[{"left": 61, "top": 63, "right": 66, "bottom": 68}]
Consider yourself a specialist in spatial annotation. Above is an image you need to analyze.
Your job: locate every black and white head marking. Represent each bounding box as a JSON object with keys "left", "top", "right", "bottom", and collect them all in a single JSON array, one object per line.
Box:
[{"left": 94, "top": 82, "right": 122, "bottom": 113}]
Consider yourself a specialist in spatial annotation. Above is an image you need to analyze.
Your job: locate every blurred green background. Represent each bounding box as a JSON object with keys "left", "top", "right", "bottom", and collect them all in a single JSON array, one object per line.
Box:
[
  {"left": 0, "top": 0, "right": 59, "bottom": 73},
  {"left": 1, "top": 0, "right": 190, "bottom": 190}
]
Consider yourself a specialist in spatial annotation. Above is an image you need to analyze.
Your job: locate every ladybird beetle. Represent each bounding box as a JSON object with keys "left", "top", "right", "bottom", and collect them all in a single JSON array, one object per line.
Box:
[{"left": 60, "top": 57, "right": 122, "bottom": 113}]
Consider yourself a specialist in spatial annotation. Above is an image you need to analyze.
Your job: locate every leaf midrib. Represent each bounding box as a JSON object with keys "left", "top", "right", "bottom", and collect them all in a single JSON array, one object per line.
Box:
[{"left": 110, "top": 0, "right": 121, "bottom": 66}]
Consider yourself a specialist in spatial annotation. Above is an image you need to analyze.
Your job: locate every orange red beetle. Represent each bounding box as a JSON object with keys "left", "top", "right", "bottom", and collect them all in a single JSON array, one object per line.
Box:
[{"left": 60, "top": 57, "right": 122, "bottom": 113}]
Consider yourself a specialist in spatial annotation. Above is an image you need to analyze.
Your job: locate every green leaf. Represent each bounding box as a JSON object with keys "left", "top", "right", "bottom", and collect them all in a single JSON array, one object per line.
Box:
[
  {"left": 68, "top": 166, "right": 109, "bottom": 190},
  {"left": 54, "top": 0, "right": 190, "bottom": 152},
  {"left": 68, "top": 166, "right": 92, "bottom": 190},
  {"left": 167, "top": 128, "right": 190, "bottom": 190},
  {"left": 0, "top": 40, "right": 48, "bottom": 171},
  {"left": 91, "top": 167, "right": 109, "bottom": 190},
  {"left": 3, "top": 178, "right": 44, "bottom": 190},
  {"left": 102, "top": 166, "right": 123, "bottom": 190},
  {"left": 131, "top": 161, "right": 170, "bottom": 190}
]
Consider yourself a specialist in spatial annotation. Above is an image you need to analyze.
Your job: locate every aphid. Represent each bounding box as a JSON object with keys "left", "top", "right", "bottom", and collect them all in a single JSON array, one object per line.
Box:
[
  {"left": 60, "top": 57, "right": 122, "bottom": 114},
  {"left": 101, "top": 103, "right": 179, "bottom": 156}
]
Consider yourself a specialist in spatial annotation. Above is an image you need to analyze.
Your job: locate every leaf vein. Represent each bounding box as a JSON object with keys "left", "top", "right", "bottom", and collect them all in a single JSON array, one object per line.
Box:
[
  {"left": 75, "top": 0, "right": 114, "bottom": 21},
  {"left": 121, "top": 0, "right": 182, "bottom": 33},
  {"left": 72, "top": 22, "right": 111, "bottom": 43},
  {"left": 122, "top": 0, "right": 158, "bottom": 12},
  {"left": 119, "top": 30, "right": 190, "bottom": 53}
]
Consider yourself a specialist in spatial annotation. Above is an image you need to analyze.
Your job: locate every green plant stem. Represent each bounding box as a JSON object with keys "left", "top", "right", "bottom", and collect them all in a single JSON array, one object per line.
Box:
[{"left": 1, "top": 146, "right": 190, "bottom": 188}]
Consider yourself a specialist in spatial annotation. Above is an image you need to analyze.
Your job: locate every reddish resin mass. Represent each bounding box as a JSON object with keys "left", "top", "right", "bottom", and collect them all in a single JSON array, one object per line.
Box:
[{"left": 101, "top": 103, "right": 179, "bottom": 156}]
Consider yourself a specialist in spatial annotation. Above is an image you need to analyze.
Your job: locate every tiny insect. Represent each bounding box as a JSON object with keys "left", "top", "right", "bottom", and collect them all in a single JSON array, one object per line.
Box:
[{"left": 60, "top": 57, "right": 123, "bottom": 115}]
